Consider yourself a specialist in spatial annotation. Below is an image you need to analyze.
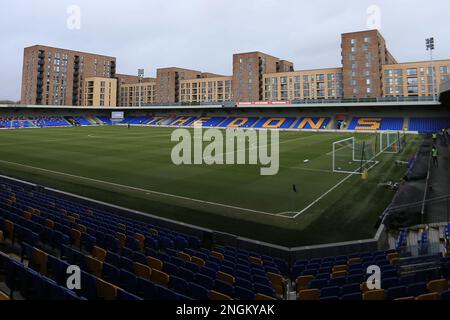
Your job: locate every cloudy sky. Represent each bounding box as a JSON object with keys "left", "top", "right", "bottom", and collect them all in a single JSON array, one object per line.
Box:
[{"left": 0, "top": 0, "right": 449, "bottom": 100}]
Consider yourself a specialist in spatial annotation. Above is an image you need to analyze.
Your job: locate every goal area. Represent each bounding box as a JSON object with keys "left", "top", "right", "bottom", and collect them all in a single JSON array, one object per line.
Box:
[
  {"left": 332, "top": 131, "right": 405, "bottom": 175},
  {"left": 332, "top": 137, "right": 378, "bottom": 174}
]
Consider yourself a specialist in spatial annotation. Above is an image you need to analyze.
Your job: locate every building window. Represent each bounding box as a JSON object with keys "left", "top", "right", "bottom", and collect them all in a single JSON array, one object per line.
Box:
[{"left": 407, "top": 68, "right": 417, "bottom": 76}]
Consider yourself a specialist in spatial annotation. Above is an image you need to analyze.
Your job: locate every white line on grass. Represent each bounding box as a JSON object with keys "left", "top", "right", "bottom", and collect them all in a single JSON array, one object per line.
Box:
[{"left": 0, "top": 159, "right": 287, "bottom": 219}]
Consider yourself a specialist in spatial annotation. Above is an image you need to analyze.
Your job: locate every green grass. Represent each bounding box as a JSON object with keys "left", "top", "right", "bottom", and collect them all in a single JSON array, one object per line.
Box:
[{"left": 0, "top": 126, "right": 422, "bottom": 247}]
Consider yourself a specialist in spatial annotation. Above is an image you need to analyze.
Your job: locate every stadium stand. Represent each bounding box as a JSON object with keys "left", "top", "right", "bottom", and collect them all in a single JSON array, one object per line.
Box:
[
  {"left": 74, "top": 116, "right": 92, "bottom": 126},
  {"left": 1, "top": 177, "right": 449, "bottom": 300},
  {"left": 408, "top": 118, "right": 450, "bottom": 133},
  {"left": 0, "top": 178, "right": 291, "bottom": 300},
  {"left": 3, "top": 113, "right": 450, "bottom": 134},
  {"left": 348, "top": 118, "right": 404, "bottom": 131}
]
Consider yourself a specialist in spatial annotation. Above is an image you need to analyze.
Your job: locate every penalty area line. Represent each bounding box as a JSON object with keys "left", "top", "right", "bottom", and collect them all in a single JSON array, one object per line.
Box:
[{"left": 0, "top": 159, "right": 288, "bottom": 219}]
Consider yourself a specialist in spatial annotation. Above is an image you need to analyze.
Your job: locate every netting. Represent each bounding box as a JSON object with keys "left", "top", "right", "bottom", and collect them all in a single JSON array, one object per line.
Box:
[
  {"left": 380, "top": 131, "right": 403, "bottom": 154},
  {"left": 332, "top": 136, "right": 379, "bottom": 174}
]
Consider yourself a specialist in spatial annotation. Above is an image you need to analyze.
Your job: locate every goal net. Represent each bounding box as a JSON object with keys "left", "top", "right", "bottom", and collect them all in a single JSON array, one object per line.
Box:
[
  {"left": 380, "top": 131, "right": 404, "bottom": 154},
  {"left": 332, "top": 137, "right": 379, "bottom": 174}
]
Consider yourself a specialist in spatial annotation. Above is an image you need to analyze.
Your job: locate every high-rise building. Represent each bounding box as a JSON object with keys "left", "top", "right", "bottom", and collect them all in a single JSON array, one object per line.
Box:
[
  {"left": 232, "top": 52, "right": 294, "bottom": 102},
  {"left": 21, "top": 45, "right": 116, "bottom": 106},
  {"left": 156, "top": 68, "right": 203, "bottom": 104},
  {"left": 341, "top": 30, "right": 397, "bottom": 98}
]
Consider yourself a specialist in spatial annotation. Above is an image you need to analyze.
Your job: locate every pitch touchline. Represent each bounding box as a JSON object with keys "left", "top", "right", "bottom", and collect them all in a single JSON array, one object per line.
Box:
[{"left": 0, "top": 159, "right": 288, "bottom": 219}]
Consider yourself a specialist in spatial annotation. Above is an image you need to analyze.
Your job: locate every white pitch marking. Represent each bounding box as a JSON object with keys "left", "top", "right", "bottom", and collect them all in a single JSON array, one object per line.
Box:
[{"left": 0, "top": 159, "right": 287, "bottom": 219}]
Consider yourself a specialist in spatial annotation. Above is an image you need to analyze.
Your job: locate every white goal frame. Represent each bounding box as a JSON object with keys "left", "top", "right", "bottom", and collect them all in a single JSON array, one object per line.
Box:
[
  {"left": 379, "top": 131, "right": 402, "bottom": 154},
  {"left": 332, "top": 136, "right": 379, "bottom": 175}
]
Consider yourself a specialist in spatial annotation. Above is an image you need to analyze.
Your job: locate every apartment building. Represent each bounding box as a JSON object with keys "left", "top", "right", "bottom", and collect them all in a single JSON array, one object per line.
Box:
[
  {"left": 383, "top": 60, "right": 450, "bottom": 97},
  {"left": 21, "top": 30, "right": 450, "bottom": 106},
  {"left": 341, "top": 30, "right": 397, "bottom": 98},
  {"left": 21, "top": 45, "right": 116, "bottom": 106},
  {"left": 83, "top": 77, "right": 117, "bottom": 107},
  {"left": 156, "top": 67, "right": 203, "bottom": 104},
  {"left": 119, "top": 78, "right": 157, "bottom": 106},
  {"left": 180, "top": 76, "right": 233, "bottom": 103},
  {"left": 232, "top": 52, "right": 294, "bottom": 102},
  {"left": 263, "top": 68, "right": 343, "bottom": 101}
]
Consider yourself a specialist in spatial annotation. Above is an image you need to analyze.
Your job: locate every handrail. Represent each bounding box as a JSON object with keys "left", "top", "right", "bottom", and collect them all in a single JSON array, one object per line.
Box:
[{"left": 421, "top": 151, "right": 433, "bottom": 223}]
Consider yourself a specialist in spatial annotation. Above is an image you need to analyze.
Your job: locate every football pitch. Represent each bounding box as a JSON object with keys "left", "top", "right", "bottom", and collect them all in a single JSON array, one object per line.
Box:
[{"left": 0, "top": 126, "right": 422, "bottom": 247}]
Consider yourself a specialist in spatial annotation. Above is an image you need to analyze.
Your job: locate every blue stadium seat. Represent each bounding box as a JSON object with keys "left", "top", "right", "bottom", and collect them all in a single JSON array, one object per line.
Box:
[
  {"left": 117, "top": 289, "right": 143, "bottom": 301},
  {"left": 194, "top": 274, "right": 214, "bottom": 290},
  {"left": 189, "top": 282, "right": 208, "bottom": 300},
  {"left": 386, "top": 286, "right": 408, "bottom": 300},
  {"left": 341, "top": 292, "right": 362, "bottom": 300},
  {"left": 170, "top": 276, "right": 189, "bottom": 295},
  {"left": 407, "top": 282, "right": 427, "bottom": 297},
  {"left": 235, "top": 286, "right": 255, "bottom": 300},
  {"left": 320, "top": 286, "right": 340, "bottom": 298}
]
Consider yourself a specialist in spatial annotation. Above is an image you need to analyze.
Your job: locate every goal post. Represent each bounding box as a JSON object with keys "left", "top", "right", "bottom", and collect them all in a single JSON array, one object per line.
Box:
[
  {"left": 332, "top": 136, "right": 379, "bottom": 175},
  {"left": 380, "top": 131, "right": 404, "bottom": 154}
]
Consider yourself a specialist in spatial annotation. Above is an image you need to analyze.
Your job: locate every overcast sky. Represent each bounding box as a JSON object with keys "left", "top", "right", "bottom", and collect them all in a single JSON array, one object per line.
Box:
[{"left": 0, "top": 0, "right": 449, "bottom": 100}]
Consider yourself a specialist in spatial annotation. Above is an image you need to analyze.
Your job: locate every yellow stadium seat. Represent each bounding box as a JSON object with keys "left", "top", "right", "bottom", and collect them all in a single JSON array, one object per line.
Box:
[
  {"left": 97, "top": 279, "right": 118, "bottom": 300},
  {"left": 255, "top": 293, "right": 276, "bottom": 301},
  {"left": 4, "top": 220, "right": 14, "bottom": 241},
  {"left": 147, "top": 256, "right": 163, "bottom": 271},
  {"left": 66, "top": 216, "right": 76, "bottom": 224},
  {"left": 387, "top": 253, "right": 399, "bottom": 263},
  {"left": 191, "top": 256, "right": 205, "bottom": 268},
  {"left": 249, "top": 256, "right": 263, "bottom": 266},
  {"left": 298, "top": 289, "right": 320, "bottom": 300},
  {"left": 45, "top": 219, "right": 55, "bottom": 229},
  {"left": 117, "top": 223, "right": 127, "bottom": 231},
  {"left": 296, "top": 275, "right": 314, "bottom": 292},
  {"left": 416, "top": 293, "right": 439, "bottom": 300},
  {"left": 210, "top": 251, "right": 224, "bottom": 261},
  {"left": 177, "top": 252, "right": 191, "bottom": 263},
  {"left": 151, "top": 269, "right": 170, "bottom": 288},
  {"left": 149, "top": 229, "right": 159, "bottom": 237},
  {"left": 77, "top": 224, "right": 87, "bottom": 233},
  {"left": 267, "top": 272, "right": 285, "bottom": 296},
  {"left": 23, "top": 211, "right": 32, "bottom": 220},
  {"left": 32, "top": 248, "right": 48, "bottom": 275},
  {"left": 70, "top": 228, "right": 82, "bottom": 249},
  {"left": 332, "top": 265, "right": 348, "bottom": 273},
  {"left": 332, "top": 270, "right": 347, "bottom": 279},
  {"left": 427, "top": 279, "right": 449, "bottom": 294},
  {"left": 134, "top": 262, "right": 152, "bottom": 280},
  {"left": 0, "top": 291, "right": 10, "bottom": 300},
  {"left": 116, "top": 232, "right": 126, "bottom": 249},
  {"left": 134, "top": 233, "right": 145, "bottom": 251},
  {"left": 348, "top": 258, "right": 361, "bottom": 265},
  {"left": 208, "top": 290, "right": 233, "bottom": 301},
  {"left": 363, "top": 289, "right": 385, "bottom": 300},
  {"left": 217, "top": 271, "right": 235, "bottom": 285},
  {"left": 85, "top": 256, "right": 103, "bottom": 278},
  {"left": 92, "top": 246, "right": 107, "bottom": 262}
]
